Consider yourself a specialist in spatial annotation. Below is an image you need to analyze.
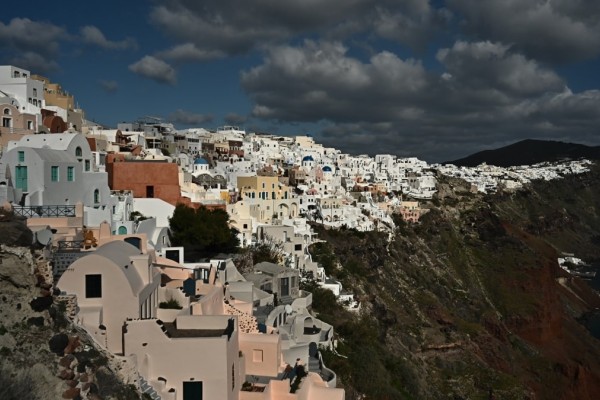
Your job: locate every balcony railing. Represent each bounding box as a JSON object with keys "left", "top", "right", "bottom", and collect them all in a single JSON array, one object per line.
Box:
[
  {"left": 13, "top": 205, "right": 76, "bottom": 218},
  {"left": 57, "top": 240, "right": 84, "bottom": 251}
]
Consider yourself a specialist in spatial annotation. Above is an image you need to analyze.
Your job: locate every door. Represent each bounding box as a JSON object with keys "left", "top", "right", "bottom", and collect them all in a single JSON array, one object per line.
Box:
[
  {"left": 280, "top": 277, "right": 290, "bottom": 297},
  {"left": 183, "top": 381, "right": 203, "bottom": 400},
  {"left": 15, "top": 166, "right": 27, "bottom": 191}
]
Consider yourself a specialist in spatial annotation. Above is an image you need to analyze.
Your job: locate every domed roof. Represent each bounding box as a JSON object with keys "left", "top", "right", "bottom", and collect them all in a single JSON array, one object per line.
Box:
[
  {"left": 302, "top": 155, "right": 314, "bottom": 162},
  {"left": 194, "top": 158, "right": 209, "bottom": 165},
  {"left": 322, "top": 166, "right": 332, "bottom": 172}
]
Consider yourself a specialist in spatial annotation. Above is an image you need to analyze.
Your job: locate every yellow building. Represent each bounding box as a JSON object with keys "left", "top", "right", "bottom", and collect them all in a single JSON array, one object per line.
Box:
[{"left": 237, "top": 175, "right": 291, "bottom": 201}]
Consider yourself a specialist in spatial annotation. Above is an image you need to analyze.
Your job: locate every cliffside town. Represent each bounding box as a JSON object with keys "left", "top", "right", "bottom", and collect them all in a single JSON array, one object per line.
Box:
[{"left": 1, "top": 64, "right": 599, "bottom": 399}]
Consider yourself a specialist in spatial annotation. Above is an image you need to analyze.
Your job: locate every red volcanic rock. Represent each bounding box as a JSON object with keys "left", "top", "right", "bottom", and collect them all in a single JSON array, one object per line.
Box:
[
  {"left": 59, "top": 355, "right": 75, "bottom": 368},
  {"left": 64, "top": 336, "right": 81, "bottom": 354},
  {"left": 66, "top": 379, "right": 78, "bottom": 388},
  {"left": 58, "top": 369, "right": 75, "bottom": 380},
  {"left": 62, "top": 387, "right": 80, "bottom": 399}
]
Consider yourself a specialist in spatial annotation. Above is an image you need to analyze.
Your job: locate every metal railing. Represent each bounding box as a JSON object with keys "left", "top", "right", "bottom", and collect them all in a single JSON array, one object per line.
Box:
[
  {"left": 57, "top": 240, "right": 84, "bottom": 251},
  {"left": 13, "top": 205, "right": 76, "bottom": 218}
]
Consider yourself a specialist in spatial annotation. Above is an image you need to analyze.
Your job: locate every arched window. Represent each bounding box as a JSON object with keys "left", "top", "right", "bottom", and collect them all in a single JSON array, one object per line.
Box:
[
  {"left": 75, "top": 146, "right": 82, "bottom": 157},
  {"left": 93, "top": 189, "right": 100, "bottom": 204},
  {"left": 3, "top": 108, "right": 9, "bottom": 115},
  {"left": 118, "top": 226, "right": 127, "bottom": 235}
]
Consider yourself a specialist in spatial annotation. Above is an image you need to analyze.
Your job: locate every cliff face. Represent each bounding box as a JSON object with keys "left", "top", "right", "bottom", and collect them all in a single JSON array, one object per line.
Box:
[
  {"left": 0, "top": 220, "right": 143, "bottom": 400},
  {"left": 314, "top": 165, "right": 600, "bottom": 399}
]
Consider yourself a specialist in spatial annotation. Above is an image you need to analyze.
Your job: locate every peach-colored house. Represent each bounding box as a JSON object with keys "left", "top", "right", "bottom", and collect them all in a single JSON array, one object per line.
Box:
[
  {"left": 58, "top": 237, "right": 344, "bottom": 400},
  {"left": 125, "top": 315, "right": 243, "bottom": 400},
  {"left": 56, "top": 240, "right": 161, "bottom": 354},
  {"left": 397, "top": 200, "right": 421, "bottom": 223}
]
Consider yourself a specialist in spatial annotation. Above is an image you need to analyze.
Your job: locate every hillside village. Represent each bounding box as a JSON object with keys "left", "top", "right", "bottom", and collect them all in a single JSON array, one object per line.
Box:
[{"left": 0, "top": 65, "right": 594, "bottom": 400}]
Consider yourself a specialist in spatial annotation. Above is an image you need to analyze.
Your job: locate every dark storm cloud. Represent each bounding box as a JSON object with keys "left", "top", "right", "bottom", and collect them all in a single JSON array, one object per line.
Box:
[
  {"left": 242, "top": 40, "right": 428, "bottom": 122},
  {"left": 447, "top": 0, "right": 600, "bottom": 62},
  {"left": 0, "top": 18, "right": 67, "bottom": 73},
  {"left": 224, "top": 113, "right": 248, "bottom": 126},
  {"left": 168, "top": 109, "right": 214, "bottom": 125},
  {"left": 241, "top": 40, "right": 600, "bottom": 161},
  {"left": 149, "top": 0, "right": 444, "bottom": 55}
]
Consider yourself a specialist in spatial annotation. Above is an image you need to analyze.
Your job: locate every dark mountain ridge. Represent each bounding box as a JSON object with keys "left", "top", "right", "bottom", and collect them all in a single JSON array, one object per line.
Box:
[{"left": 447, "top": 139, "right": 600, "bottom": 167}]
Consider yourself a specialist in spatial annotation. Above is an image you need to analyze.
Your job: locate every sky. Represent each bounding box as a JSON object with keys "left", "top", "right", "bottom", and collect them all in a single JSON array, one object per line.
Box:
[{"left": 2, "top": 0, "right": 600, "bottom": 162}]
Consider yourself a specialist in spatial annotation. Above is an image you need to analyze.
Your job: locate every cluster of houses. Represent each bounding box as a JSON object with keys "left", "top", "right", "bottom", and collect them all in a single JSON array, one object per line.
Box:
[
  {"left": 435, "top": 160, "right": 593, "bottom": 193},
  {"left": 0, "top": 64, "right": 594, "bottom": 400}
]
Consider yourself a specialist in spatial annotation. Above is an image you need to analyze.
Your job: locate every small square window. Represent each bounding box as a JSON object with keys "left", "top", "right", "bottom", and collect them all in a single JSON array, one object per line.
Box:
[{"left": 252, "top": 349, "right": 263, "bottom": 362}]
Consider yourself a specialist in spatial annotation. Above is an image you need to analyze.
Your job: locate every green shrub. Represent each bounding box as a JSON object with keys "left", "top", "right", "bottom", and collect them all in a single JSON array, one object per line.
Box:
[{"left": 159, "top": 298, "right": 182, "bottom": 309}]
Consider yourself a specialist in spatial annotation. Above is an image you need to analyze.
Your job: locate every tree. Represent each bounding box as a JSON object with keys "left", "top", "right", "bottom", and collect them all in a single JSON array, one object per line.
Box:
[{"left": 168, "top": 204, "right": 239, "bottom": 261}]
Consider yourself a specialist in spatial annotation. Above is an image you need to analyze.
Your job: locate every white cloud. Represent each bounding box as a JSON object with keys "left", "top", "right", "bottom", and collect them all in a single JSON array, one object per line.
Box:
[
  {"left": 156, "top": 43, "right": 225, "bottom": 62},
  {"left": 99, "top": 80, "right": 119, "bottom": 93},
  {"left": 128, "top": 56, "right": 177, "bottom": 85},
  {"left": 80, "top": 25, "right": 137, "bottom": 50}
]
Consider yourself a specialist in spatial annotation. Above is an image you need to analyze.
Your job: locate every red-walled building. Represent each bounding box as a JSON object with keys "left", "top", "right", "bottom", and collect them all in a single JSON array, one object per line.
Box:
[
  {"left": 106, "top": 156, "right": 181, "bottom": 205},
  {"left": 106, "top": 155, "right": 226, "bottom": 211}
]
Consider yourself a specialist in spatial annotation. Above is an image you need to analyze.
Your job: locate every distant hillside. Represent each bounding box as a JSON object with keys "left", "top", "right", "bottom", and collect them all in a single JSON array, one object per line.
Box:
[{"left": 447, "top": 139, "right": 600, "bottom": 167}]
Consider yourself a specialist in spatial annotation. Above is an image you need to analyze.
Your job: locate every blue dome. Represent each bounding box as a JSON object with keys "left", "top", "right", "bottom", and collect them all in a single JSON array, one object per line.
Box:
[
  {"left": 322, "top": 166, "right": 332, "bottom": 172},
  {"left": 302, "top": 155, "right": 314, "bottom": 162},
  {"left": 194, "top": 158, "right": 208, "bottom": 165}
]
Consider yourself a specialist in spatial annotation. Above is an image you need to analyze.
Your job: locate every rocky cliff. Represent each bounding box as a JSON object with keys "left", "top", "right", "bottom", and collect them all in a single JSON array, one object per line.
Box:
[
  {"left": 312, "top": 164, "right": 600, "bottom": 399},
  {"left": 0, "top": 216, "right": 144, "bottom": 400}
]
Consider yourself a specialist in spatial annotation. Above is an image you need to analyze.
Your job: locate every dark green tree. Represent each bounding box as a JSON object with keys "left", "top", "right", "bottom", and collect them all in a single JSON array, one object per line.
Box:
[{"left": 168, "top": 204, "right": 239, "bottom": 261}]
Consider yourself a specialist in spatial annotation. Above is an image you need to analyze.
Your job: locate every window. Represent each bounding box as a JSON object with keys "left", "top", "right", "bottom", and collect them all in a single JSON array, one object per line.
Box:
[
  {"left": 3, "top": 108, "right": 9, "bottom": 115},
  {"left": 2, "top": 117, "right": 10, "bottom": 128},
  {"left": 33, "top": 88, "right": 37, "bottom": 97},
  {"left": 51, "top": 166, "right": 59, "bottom": 182},
  {"left": 93, "top": 189, "right": 100, "bottom": 204},
  {"left": 85, "top": 160, "right": 90, "bottom": 171},
  {"left": 146, "top": 185, "right": 154, "bottom": 198},
  {"left": 165, "top": 249, "right": 180, "bottom": 263},
  {"left": 67, "top": 166, "right": 74, "bottom": 182},
  {"left": 75, "top": 147, "right": 82, "bottom": 157},
  {"left": 232, "top": 364, "right": 235, "bottom": 390},
  {"left": 27, "top": 121, "right": 33, "bottom": 130},
  {"left": 252, "top": 349, "right": 264, "bottom": 362},
  {"left": 295, "top": 244, "right": 302, "bottom": 251},
  {"left": 85, "top": 274, "right": 102, "bottom": 298}
]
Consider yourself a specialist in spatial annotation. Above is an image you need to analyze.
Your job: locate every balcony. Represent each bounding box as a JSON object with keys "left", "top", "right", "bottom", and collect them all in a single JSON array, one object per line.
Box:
[{"left": 13, "top": 205, "right": 76, "bottom": 218}]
